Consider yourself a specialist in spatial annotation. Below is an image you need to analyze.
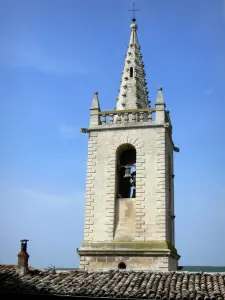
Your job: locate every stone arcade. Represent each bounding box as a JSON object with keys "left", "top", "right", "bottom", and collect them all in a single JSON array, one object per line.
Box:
[{"left": 77, "top": 20, "right": 180, "bottom": 271}]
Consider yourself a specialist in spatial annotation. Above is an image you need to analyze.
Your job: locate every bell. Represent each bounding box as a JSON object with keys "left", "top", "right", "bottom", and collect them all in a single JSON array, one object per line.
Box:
[{"left": 124, "top": 166, "right": 132, "bottom": 178}]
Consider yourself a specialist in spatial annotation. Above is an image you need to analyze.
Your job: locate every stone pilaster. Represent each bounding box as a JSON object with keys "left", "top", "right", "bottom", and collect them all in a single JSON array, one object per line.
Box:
[
  {"left": 104, "top": 150, "right": 116, "bottom": 240},
  {"left": 155, "top": 128, "right": 167, "bottom": 240},
  {"left": 83, "top": 132, "right": 98, "bottom": 242}
]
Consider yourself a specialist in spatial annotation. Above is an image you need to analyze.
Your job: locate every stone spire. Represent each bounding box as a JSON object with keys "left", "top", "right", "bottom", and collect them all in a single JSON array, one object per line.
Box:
[{"left": 116, "top": 22, "right": 150, "bottom": 110}]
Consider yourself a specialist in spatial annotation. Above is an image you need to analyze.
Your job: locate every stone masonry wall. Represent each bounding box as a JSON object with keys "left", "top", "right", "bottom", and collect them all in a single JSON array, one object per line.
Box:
[
  {"left": 153, "top": 128, "right": 167, "bottom": 241},
  {"left": 114, "top": 198, "right": 136, "bottom": 240},
  {"left": 82, "top": 126, "right": 168, "bottom": 243},
  {"left": 80, "top": 255, "right": 169, "bottom": 271},
  {"left": 83, "top": 132, "right": 98, "bottom": 241}
]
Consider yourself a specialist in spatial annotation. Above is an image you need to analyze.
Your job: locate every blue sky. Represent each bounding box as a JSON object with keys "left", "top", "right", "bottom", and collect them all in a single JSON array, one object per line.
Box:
[{"left": 0, "top": 0, "right": 225, "bottom": 268}]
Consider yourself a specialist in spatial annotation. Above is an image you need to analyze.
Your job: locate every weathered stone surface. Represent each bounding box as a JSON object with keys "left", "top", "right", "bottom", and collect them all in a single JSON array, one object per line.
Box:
[
  {"left": 81, "top": 255, "right": 169, "bottom": 271},
  {"left": 114, "top": 198, "right": 136, "bottom": 240}
]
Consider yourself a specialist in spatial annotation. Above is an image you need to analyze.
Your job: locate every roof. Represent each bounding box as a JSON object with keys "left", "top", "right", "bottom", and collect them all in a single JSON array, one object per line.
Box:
[{"left": 1, "top": 265, "right": 225, "bottom": 299}]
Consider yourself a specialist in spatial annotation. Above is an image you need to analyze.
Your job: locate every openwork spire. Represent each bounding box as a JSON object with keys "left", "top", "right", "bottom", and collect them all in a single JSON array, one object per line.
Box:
[{"left": 116, "top": 22, "right": 150, "bottom": 110}]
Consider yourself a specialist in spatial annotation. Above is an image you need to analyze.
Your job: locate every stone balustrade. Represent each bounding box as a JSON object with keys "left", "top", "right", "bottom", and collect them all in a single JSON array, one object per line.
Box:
[{"left": 98, "top": 108, "right": 156, "bottom": 126}]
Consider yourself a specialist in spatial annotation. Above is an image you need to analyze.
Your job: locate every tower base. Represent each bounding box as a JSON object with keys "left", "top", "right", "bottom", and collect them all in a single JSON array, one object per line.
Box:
[{"left": 77, "top": 241, "right": 180, "bottom": 271}]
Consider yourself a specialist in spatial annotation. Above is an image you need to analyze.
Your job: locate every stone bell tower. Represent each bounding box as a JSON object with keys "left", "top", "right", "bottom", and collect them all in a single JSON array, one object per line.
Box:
[{"left": 77, "top": 19, "right": 180, "bottom": 271}]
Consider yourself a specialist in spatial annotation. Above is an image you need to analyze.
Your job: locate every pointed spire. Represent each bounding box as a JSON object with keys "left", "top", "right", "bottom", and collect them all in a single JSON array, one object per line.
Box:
[
  {"left": 129, "top": 23, "right": 139, "bottom": 47},
  {"left": 116, "top": 22, "right": 150, "bottom": 110},
  {"left": 156, "top": 87, "right": 165, "bottom": 105},
  {"left": 90, "top": 92, "right": 100, "bottom": 110}
]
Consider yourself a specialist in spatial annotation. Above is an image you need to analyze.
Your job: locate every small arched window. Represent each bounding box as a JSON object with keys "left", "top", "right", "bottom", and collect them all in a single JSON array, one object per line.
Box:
[
  {"left": 130, "top": 67, "right": 133, "bottom": 78},
  {"left": 118, "top": 262, "right": 126, "bottom": 269}
]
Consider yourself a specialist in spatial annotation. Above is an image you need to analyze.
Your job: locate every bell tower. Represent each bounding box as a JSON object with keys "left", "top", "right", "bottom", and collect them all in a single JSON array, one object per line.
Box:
[{"left": 78, "top": 19, "right": 180, "bottom": 271}]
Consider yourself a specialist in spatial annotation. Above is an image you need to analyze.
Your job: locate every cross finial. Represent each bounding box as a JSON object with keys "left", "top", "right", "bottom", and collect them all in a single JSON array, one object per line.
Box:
[{"left": 128, "top": 2, "right": 140, "bottom": 23}]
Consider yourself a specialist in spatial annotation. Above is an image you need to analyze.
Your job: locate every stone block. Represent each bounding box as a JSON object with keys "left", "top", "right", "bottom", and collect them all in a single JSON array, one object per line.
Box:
[
  {"left": 90, "top": 132, "right": 98, "bottom": 137},
  {"left": 97, "top": 256, "right": 107, "bottom": 262}
]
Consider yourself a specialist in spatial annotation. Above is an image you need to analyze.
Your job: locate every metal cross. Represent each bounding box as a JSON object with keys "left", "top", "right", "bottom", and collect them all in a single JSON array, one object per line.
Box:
[{"left": 128, "top": 2, "right": 140, "bottom": 23}]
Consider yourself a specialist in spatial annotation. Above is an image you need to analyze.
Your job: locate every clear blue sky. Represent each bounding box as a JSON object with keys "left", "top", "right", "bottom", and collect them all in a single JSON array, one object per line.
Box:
[{"left": 0, "top": 0, "right": 225, "bottom": 268}]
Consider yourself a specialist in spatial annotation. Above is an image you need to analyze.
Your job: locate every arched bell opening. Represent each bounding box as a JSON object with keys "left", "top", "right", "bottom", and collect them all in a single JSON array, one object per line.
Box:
[
  {"left": 116, "top": 143, "right": 136, "bottom": 199},
  {"left": 114, "top": 143, "right": 136, "bottom": 240}
]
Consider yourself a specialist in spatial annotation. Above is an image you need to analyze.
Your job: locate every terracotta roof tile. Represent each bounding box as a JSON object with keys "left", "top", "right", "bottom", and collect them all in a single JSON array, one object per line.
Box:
[{"left": 0, "top": 265, "right": 225, "bottom": 299}]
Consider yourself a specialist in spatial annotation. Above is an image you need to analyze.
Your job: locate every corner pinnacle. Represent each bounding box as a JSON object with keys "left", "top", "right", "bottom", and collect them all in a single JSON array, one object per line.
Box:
[
  {"left": 156, "top": 86, "right": 165, "bottom": 104},
  {"left": 90, "top": 92, "right": 100, "bottom": 110}
]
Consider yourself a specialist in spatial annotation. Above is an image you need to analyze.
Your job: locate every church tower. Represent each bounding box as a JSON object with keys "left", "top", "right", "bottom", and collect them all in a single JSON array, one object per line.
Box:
[{"left": 78, "top": 19, "right": 180, "bottom": 271}]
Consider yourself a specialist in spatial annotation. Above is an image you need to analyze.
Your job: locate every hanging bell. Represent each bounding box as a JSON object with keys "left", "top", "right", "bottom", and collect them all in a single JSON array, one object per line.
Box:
[{"left": 124, "top": 165, "right": 132, "bottom": 178}]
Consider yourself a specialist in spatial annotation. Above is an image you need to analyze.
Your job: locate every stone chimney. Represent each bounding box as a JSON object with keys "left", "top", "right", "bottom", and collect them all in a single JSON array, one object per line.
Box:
[{"left": 16, "top": 239, "right": 29, "bottom": 276}]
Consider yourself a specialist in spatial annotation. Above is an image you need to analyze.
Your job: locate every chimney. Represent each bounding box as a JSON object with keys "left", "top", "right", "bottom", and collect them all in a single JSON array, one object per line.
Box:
[{"left": 16, "top": 239, "right": 29, "bottom": 276}]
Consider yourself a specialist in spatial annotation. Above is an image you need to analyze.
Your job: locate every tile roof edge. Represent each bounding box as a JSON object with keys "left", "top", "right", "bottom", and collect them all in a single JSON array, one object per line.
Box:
[
  {"left": 1, "top": 265, "right": 225, "bottom": 275},
  {"left": 0, "top": 292, "right": 140, "bottom": 300}
]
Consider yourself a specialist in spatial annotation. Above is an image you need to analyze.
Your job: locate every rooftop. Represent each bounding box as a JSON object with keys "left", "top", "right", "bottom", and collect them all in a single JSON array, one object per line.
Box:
[{"left": 1, "top": 265, "right": 225, "bottom": 299}]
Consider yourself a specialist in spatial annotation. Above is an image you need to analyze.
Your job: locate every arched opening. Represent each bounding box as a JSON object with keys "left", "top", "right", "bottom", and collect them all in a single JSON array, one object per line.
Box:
[
  {"left": 114, "top": 143, "right": 136, "bottom": 240},
  {"left": 114, "top": 143, "right": 136, "bottom": 239},
  {"left": 116, "top": 144, "right": 136, "bottom": 199},
  {"left": 130, "top": 67, "right": 133, "bottom": 78},
  {"left": 118, "top": 262, "right": 126, "bottom": 269}
]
